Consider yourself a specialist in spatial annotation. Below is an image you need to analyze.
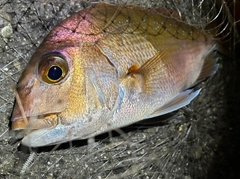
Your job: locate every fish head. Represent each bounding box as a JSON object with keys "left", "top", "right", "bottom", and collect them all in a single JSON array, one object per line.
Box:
[
  {"left": 11, "top": 49, "right": 73, "bottom": 128},
  {"left": 9, "top": 4, "right": 110, "bottom": 147},
  {"left": 10, "top": 41, "right": 94, "bottom": 147}
]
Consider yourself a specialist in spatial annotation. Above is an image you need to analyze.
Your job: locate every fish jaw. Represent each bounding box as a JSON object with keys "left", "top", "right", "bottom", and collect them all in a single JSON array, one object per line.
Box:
[
  {"left": 20, "top": 121, "right": 105, "bottom": 147},
  {"left": 21, "top": 124, "right": 69, "bottom": 147},
  {"left": 18, "top": 114, "right": 111, "bottom": 147},
  {"left": 11, "top": 113, "right": 59, "bottom": 130},
  {"left": 11, "top": 113, "right": 64, "bottom": 147}
]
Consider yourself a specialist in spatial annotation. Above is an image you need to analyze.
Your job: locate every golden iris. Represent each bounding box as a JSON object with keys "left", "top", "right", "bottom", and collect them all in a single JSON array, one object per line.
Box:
[{"left": 39, "top": 55, "right": 68, "bottom": 83}]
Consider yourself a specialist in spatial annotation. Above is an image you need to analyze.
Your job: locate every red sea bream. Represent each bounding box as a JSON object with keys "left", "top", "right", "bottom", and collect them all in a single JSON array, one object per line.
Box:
[{"left": 10, "top": 3, "right": 218, "bottom": 147}]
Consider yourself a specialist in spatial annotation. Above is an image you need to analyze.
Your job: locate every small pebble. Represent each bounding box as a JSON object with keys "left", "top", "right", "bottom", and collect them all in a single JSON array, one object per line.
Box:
[{"left": 1, "top": 24, "right": 13, "bottom": 38}]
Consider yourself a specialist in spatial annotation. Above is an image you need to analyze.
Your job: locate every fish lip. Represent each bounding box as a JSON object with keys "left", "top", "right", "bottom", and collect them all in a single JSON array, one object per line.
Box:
[{"left": 11, "top": 113, "right": 59, "bottom": 131}]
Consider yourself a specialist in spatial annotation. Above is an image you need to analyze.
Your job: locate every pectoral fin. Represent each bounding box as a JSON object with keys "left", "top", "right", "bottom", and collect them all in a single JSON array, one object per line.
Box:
[
  {"left": 146, "top": 89, "right": 201, "bottom": 119},
  {"left": 126, "top": 50, "right": 171, "bottom": 93}
]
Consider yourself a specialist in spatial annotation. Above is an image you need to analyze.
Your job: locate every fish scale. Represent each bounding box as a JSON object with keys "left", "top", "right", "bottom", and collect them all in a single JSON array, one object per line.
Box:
[{"left": 97, "top": 34, "right": 158, "bottom": 77}]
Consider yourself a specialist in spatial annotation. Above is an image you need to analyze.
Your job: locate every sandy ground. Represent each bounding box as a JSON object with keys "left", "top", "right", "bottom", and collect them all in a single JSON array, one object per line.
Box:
[{"left": 0, "top": 0, "right": 240, "bottom": 178}]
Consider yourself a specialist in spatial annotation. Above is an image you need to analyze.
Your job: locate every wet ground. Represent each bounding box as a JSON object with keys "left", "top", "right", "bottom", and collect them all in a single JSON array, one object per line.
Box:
[{"left": 0, "top": 0, "right": 240, "bottom": 178}]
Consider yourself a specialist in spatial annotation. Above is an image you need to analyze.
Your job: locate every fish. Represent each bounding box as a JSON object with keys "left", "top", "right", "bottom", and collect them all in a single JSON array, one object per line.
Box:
[{"left": 10, "top": 3, "right": 218, "bottom": 147}]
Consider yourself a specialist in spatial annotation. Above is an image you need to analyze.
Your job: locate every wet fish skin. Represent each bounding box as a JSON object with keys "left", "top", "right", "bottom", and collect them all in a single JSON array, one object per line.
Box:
[{"left": 10, "top": 3, "right": 217, "bottom": 147}]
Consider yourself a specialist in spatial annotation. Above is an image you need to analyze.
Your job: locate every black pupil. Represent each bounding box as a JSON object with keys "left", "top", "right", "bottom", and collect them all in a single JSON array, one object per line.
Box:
[{"left": 48, "top": 66, "right": 62, "bottom": 81}]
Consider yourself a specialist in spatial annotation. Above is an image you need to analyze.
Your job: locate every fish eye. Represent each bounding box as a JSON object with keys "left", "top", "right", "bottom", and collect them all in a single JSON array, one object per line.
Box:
[
  {"left": 39, "top": 55, "right": 68, "bottom": 84},
  {"left": 48, "top": 66, "right": 62, "bottom": 81}
]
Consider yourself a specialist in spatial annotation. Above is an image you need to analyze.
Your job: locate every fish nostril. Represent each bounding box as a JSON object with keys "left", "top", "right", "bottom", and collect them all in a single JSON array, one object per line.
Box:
[{"left": 57, "top": 99, "right": 63, "bottom": 104}]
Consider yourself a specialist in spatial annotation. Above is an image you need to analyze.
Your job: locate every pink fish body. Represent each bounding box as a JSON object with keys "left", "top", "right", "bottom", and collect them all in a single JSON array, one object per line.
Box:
[{"left": 10, "top": 3, "right": 217, "bottom": 147}]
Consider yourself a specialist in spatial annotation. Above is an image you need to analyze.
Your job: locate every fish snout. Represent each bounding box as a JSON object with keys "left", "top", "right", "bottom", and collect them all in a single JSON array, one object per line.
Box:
[
  {"left": 10, "top": 103, "right": 58, "bottom": 131},
  {"left": 10, "top": 102, "right": 28, "bottom": 130}
]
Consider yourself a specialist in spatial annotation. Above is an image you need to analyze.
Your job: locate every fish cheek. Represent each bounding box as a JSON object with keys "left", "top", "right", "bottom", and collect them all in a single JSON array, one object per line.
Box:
[
  {"left": 16, "top": 75, "right": 72, "bottom": 119},
  {"left": 32, "top": 78, "right": 72, "bottom": 116}
]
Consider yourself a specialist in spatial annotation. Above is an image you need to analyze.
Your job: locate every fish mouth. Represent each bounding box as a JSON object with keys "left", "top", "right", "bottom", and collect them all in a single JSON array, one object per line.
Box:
[{"left": 11, "top": 113, "right": 59, "bottom": 131}]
